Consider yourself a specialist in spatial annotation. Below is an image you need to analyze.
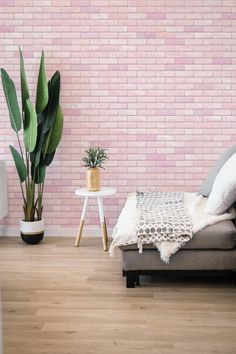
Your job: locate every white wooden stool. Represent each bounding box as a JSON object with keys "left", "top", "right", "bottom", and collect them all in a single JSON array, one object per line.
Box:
[{"left": 74, "top": 187, "right": 116, "bottom": 251}]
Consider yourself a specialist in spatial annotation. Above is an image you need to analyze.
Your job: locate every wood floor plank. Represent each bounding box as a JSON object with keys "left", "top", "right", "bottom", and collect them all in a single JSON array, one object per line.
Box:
[{"left": 0, "top": 236, "right": 236, "bottom": 354}]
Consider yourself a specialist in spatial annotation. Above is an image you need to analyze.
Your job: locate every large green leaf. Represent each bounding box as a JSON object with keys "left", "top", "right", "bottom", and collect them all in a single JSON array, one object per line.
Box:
[
  {"left": 30, "top": 123, "right": 44, "bottom": 168},
  {"left": 24, "top": 99, "right": 37, "bottom": 152},
  {"left": 42, "top": 131, "right": 50, "bottom": 158},
  {"left": 43, "top": 71, "right": 60, "bottom": 134},
  {"left": 9, "top": 145, "right": 27, "bottom": 183},
  {"left": 33, "top": 164, "right": 46, "bottom": 184},
  {"left": 45, "top": 150, "right": 55, "bottom": 166},
  {"left": 1, "top": 69, "right": 21, "bottom": 132},
  {"left": 37, "top": 164, "right": 46, "bottom": 184},
  {"left": 47, "top": 104, "right": 63, "bottom": 154},
  {"left": 36, "top": 51, "right": 48, "bottom": 114},
  {"left": 37, "top": 111, "right": 45, "bottom": 124},
  {"left": 19, "top": 47, "right": 29, "bottom": 110}
]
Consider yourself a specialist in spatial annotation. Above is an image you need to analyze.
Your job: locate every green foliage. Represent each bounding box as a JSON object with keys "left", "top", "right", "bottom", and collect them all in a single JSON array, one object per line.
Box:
[
  {"left": 24, "top": 181, "right": 35, "bottom": 221},
  {"left": 19, "top": 47, "right": 29, "bottom": 110},
  {"left": 24, "top": 99, "right": 37, "bottom": 152},
  {"left": 1, "top": 68, "right": 21, "bottom": 132},
  {"left": 36, "top": 51, "right": 49, "bottom": 114},
  {"left": 44, "top": 151, "right": 55, "bottom": 166},
  {"left": 1, "top": 49, "right": 63, "bottom": 221},
  {"left": 82, "top": 147, "right": 108, "bottom": 169},
  {"left": 9, "top": 145, "right": 27, "bottom": 183},
  {"left": 43, "top": 71, "right": 60, "bottom": 134},
  {"left": 47, "top": 105, "right": 64, "bottom": 154},
  {"left": 34, "top": 165, "right": 46, "bottom": 184}
]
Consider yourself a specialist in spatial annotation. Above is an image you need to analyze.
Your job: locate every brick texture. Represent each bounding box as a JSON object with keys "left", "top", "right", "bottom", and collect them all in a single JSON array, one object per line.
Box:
[{"left": 0, "top": 0, "right": 236, "bottom": 229}]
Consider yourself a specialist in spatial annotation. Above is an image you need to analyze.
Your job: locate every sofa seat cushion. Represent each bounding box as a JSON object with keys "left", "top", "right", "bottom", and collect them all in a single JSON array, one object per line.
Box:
[{"left": 119, "top": 220, "right": 236, "bottom": 251}]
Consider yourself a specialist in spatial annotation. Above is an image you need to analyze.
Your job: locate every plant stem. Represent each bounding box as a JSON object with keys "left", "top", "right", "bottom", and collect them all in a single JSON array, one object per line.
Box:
[
  {"left": 26, "top": 150, "right": 30, "bottom": 186},
  {"left": 24, "top": 150, "right": 29, "bottom": 193},
  {"left": 41, "top": 182, "right": 44, "bottom": 197},
  {"left": 37, "top": 182, "right": 43, "bottom": 220},
  {"left": 25, "top": 181, "right": 35, "bottom": 221},
  {"left": 16, "top": 131, "right": 24, "bottom": 161},
  {"left": 15, "top": 131, "right": 28, "bottom": 209},
  {"left": 20, "top": 182, "right": 26, "bottom": 205}
]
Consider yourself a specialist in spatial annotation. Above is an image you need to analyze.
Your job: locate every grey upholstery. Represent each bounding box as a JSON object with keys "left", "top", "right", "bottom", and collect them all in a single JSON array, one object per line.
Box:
[
  {"left": 199, "top": 144, "right": 236, "bottom": 197},
  {"left": 122, "top": 249, "right": 236, "bottom": 271},
  {"left": 121, "top": 219, "right": 236, "bottom": 277},
  {"left": 184, "top": 220, "right": 236, "bottom": 249},
  {"left": 120, "top": 220, "right": 236, "bottom": 251},
  {"left": 119, "top": 200, "right": 236, "bottom": 283}
]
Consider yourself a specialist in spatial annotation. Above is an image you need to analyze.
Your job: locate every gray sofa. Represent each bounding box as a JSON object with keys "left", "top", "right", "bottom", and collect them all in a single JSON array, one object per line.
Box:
[{"left": 120, "top": 219, "right": 236, "bottom": 287}]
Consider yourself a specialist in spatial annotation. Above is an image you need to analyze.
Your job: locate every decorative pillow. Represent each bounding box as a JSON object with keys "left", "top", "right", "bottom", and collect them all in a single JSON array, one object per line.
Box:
[
  {"left": 205, "top": 153, "right": 236, "bottom": 215},
  {"left": 199, "top": 144, "right": 236, "bottom": 197}
]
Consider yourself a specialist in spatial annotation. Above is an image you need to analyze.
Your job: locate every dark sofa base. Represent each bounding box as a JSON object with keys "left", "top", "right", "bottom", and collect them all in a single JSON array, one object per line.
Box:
[
  {"left": 122, "top": 249, "right": 236, "bottom": 288},
  {"left": 123, "top": 269, "right": 236, "bottom": 288}
]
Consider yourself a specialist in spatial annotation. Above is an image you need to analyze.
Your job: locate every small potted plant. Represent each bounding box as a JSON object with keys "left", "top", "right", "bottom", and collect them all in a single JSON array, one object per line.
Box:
[
  {"left": 82, "top": 147, "right": 108, "bottom": 191},
  {"left": 1, "top": 49, "right": 63, "bottom": 244}
]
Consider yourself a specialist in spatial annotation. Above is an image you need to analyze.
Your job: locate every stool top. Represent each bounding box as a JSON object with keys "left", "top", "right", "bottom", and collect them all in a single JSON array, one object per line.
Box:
[{"left": 75, "top": 187, "right": 116, "bottom": 197}]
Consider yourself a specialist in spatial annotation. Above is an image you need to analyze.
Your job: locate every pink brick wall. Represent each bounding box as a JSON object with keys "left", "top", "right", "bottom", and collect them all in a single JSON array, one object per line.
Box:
[{"left": 0, "top": 0, "right": 236, "bottom": 229}]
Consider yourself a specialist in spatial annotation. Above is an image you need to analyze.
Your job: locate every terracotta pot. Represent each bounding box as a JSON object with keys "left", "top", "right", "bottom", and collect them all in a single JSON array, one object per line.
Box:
[
  {"left": 20, "top": 219, "right": 44, "bottom": 245},
  {"left": 87, "top": 168, "right": 100, "bottom": 191}
]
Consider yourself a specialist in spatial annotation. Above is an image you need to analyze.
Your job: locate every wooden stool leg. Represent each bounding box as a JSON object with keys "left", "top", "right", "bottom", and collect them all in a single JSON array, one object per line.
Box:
[
  {"left": 104, "top": 217, "right": 108, "bottom": 245},
  {"left": 75, "top": 220, "right": 85, "bottom": 247},
  {"left": 101, "top": 218, "right": 108, "bottom": 251},
  {"left": 75, "top": 197, "right": 89, "bottom": 247},
  {"left": 97, "top": 197, "right": 108, "bottom": 251}
]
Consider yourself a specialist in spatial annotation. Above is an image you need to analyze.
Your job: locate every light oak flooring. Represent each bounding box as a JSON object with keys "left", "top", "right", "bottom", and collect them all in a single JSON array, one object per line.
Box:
[{"left": 0, "top": 237, "right": 236, "bottom": 354}]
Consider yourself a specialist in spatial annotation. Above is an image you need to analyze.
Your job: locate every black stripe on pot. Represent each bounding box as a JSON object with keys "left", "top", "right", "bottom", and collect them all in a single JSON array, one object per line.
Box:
[{"left": 20, "top": 232, "right": 44, "bottom": 245}]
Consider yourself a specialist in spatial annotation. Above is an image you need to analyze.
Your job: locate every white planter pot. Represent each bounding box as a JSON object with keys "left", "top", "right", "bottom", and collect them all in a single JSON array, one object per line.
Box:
[{"left": 20, "top": 219, "right": 44, "bottom": 244}]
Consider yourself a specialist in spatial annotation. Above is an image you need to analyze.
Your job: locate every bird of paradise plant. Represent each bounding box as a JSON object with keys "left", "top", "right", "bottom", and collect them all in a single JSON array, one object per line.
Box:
[{"left": 1, "top": 49, "right": 63, "bottom": 222}]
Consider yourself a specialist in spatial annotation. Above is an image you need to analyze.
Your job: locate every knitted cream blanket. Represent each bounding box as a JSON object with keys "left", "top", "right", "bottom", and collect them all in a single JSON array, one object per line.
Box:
[{"left": 136, "top": 191, "right": 192, "bottom": 253}]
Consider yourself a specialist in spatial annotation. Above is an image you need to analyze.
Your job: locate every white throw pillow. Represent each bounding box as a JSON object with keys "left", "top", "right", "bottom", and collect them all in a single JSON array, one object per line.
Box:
[{"left": 205, "top": 153, "right": 236, "bottom": 215}]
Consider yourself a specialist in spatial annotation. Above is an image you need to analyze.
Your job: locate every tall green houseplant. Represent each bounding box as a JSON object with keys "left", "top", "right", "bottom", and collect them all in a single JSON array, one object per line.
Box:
[{"left": 1, "top": 49, "right": 63, "bottom": 223}]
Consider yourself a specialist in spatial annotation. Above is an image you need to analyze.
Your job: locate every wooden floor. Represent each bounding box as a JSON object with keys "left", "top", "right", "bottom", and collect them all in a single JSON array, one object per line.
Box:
[{"left": 0, "top": 237, "right": 236, "bottom": 354}]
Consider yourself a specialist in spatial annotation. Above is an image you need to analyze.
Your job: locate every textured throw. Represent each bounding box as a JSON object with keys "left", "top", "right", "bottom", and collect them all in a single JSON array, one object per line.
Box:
[
  {"left": 136, "top": 191, "right": 193, "bottom": 252},
  {"left": 110, "top": 192, "right": 235, "bottom": 263}
]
